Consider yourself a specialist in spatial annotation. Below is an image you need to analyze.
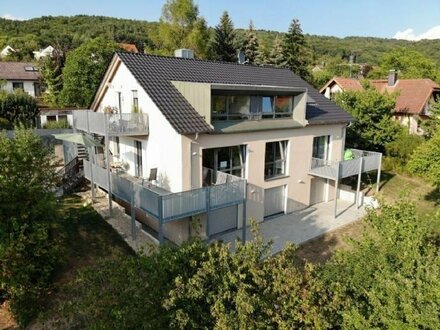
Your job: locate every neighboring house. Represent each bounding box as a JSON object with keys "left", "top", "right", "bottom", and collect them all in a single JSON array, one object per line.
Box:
[
  {"left": 0, "top": 62, "right": 42, "bottom": 97},
  {"left": 0, "top": 45, "right": 16, "bottom": 58},
  {"left": 33, "top": 45, "right": 55, "bottom": 60},
  {"left": 38, "top": 108, "right": 75, "bottom": 128},
  {"left": 320, "top": 71, "right": 440, "bottom": 134},
  {"left": 118, "top": 43, "right": 139, "bottom": 53},
  {"left": 73, "top": 51, "right": 381, "bottom": 245}
]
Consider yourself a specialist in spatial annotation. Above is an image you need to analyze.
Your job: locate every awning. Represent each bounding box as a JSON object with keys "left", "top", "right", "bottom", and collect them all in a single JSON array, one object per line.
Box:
[{"left": 52, "top": 133, "right": 102, "bottom": 147}]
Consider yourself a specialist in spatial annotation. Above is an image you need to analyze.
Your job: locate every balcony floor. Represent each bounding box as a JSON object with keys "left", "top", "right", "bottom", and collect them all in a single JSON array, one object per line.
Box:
[{"left": 212, "top": 200, "right": 366, "bottom": 255}]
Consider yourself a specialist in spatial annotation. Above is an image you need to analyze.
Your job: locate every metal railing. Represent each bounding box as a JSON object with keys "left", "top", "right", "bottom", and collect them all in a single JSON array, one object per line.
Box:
[
  {"left": 309, "top": 149, "right": 382, "bottom": 180},
  {"left": 83, "top": 160, "right": 246, "bottom": 223},
  {"left": 73, "top": 110, "right": 149, "bottom": 136}
]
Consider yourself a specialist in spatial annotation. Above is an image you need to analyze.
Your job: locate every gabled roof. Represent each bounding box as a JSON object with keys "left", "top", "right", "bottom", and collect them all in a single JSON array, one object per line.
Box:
[
  {"left": 320, "top": 77, "right": 363, "bottom": 93},
  {"left": 321, "top": 76, "right": 440, "bottom": 115},
  {"left": 0, "top": 62, "right": 40, "bottom": 80},
  {"left": 97, "top": 53, "right": 352, "bottom": 134}
]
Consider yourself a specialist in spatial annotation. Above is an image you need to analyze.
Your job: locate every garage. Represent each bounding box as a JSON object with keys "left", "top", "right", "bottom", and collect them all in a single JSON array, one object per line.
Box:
[
  {"left": 208, "top": 205, "right": 238, "bottom": 236},
  {"left": 310, "top": 177, "right": 327, "bottom": 205},
  {"left": 264, "top": 185, "right": 286, "bottom": 218}
]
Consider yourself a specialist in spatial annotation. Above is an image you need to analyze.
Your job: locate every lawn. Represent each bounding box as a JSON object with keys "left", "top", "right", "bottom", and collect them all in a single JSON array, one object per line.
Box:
[
  {"left": 295, "top": 171, "right": 439, "bottom": 264},
  {"left": 0, "top": 195, "right": 134, "bottom": 329}
]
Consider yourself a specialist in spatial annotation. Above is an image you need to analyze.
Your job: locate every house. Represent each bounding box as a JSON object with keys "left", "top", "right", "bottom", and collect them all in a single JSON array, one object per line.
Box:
[
  {"left": 0, "top": 45, "right": 16, "bottom": 58},
  {"left": 38, "top": 108, "right": 76, "bottom": 128},
  {"left": 33, "top": 45, "right": 55, "bottom": 60},
  {"left": 0, "top": 62, "right": 42, "bottom": 97},
  {"left": 320, "top": 71, "right": 440, "bottom": 134},
  {"left": 73, "top": 51, "right": 381, "bottom": 245}
]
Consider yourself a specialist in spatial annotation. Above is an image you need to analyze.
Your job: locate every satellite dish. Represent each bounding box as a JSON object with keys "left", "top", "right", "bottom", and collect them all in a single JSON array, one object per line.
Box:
[{"left": 237, "top": 50, "right": 246, "bottom": 64}]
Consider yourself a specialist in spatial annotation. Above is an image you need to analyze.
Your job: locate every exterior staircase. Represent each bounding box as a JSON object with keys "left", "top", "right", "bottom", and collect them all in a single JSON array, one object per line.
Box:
[{"left": 57, "top": 156, "right": 84, "bottom": 195}]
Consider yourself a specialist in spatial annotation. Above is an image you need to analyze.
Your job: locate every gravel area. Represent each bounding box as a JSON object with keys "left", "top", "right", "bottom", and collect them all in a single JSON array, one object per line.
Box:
[{"left": 77, "top": 189, "right": 158, "bottom": 254}]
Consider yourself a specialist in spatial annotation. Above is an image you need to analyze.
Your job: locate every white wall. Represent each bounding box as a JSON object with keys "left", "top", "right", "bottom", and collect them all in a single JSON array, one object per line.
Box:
[
  {"left": 3, "top": 80, "right": 37, "bottom": 97},
  {"left": 96, "top": 62, "right": 184, "bottom": 192},
  {"left": 323, "top": 84, "right": 343, "bottom": 99}
]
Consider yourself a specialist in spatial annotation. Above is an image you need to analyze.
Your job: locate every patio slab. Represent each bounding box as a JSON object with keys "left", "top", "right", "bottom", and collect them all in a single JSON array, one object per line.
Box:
[{"left": 212, "top": 200, "right": 367, "bottom": 255}]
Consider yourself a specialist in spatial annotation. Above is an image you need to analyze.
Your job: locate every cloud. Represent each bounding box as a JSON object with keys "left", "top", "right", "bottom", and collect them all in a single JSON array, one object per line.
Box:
[
  {"left": 393, "top": 26, "right": 440, "bottom": 41},
  {"left": 1, "top": 13, "right": 25, "bottom": 21}
]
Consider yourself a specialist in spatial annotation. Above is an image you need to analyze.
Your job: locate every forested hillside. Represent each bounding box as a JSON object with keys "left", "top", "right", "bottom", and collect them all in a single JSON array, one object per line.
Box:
[{"left": 2, "top": 15, "right": 440, "bottom": 66}]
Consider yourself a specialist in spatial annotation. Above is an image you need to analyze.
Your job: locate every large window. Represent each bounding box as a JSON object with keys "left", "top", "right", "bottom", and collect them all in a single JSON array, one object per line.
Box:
[
  {"left": 312, "top": 136, "right": 330, "bottom": 160},
  {"left": 12, "top": 82, "right": 24, "bottom": 91},
  {"left": 202, "top": 145, "right": 246, "bottom": 179},
  {"left": 212, "top": 94, "right": 293, "bottom": 120},
  {"left": 265, "top": 140, "right": 288, "bottom": 179}
]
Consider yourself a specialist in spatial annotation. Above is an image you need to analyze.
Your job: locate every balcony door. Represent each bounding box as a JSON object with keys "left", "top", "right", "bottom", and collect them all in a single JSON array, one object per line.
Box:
[{"left": 134, "top": 140, "right": 143, "bottom": 178}]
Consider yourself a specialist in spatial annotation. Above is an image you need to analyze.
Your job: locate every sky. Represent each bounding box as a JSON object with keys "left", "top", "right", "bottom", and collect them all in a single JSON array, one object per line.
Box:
[{"left": 1, "top": 0, "right": 440, "bottom": 40}]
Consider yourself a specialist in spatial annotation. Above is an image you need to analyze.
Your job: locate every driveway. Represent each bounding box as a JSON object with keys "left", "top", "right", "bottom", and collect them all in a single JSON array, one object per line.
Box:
[{"left": 212, "top": 200, "right": 367, "bottom": 255}]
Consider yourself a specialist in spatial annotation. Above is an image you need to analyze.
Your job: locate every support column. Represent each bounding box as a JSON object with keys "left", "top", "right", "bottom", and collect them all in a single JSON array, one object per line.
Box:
[
  {"left": 104, "top": 115, "right": 112, "bottom": 215},
  {"left": 242, "top": 180, "right": 247, "bottom": 243},
  {"left": 86, "top": 111, "right": 95, "bottom": 201},
  {"left": 158, "top": 196, "right": 164, "bottom": 245},
  {"left": 356, "top": 157, "right": 363, "bottom": 208},
  {"left": 131, "top": 182, "right": 136, "bottom": 240},
  {"left": 376, "top": 153, "right": 382, "bottom": 193},
  {"left": 334, "top": 163, "right": 340, "bottom": 219},
  {"left": 206, "top": 187, "right": 211, "bottom": 240}
]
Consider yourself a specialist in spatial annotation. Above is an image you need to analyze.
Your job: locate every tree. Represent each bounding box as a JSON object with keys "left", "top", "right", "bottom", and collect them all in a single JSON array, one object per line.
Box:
[
  {"left": 242, "top": 20, "right": 259, "bottom": 64},
  {"left": 0, "top": 129, "right": 62, "bottom": 326},
  {"left": 0, "top": 90, "right": 39, "bottom": 128},
  {"left": 155, "top": 0, "right": 210, "bottom": 58},
  {"left": 420, "top": 97, "right": 440, "bottom": 138},
  {"left": 210, "top": 11, "right": 237, "bottom": 62},
  {"left": 39, "top": 49, "right": 65, "bottom": 107},
  {"left": 268, "top": 35, "right": 287, "bottom": 67},
  {"left": 334, "top": 83, "right": 402, "bottom": 152},
  {"left": 370, "top": 48, "right": 440, "bottom": 83},
  {"left": 282, "top": 19, "right": 311, "bottom": 80},
  {"left": 408, "top": 127, "right": 440, "bottom": 187},
  {"left": 254, "top": 42, "right": 269, "bottom": 66},
  {"left": 59, "top": 37, "right": 118, "bottom": 107}
]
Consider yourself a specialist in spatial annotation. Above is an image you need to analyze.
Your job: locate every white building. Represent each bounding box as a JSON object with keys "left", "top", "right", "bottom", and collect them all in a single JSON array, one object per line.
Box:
[
  {"left": 33, "top": 45, "right": 55, "bottom": 60},
  {"left": 74, "top": 52, "right": 381, "bottom": 244},
  {"left": 0, "top": 62, "right": 41, "bottom": 97},
  {"left": 0, "top": 45, "right": 16, "bottom": 58}
]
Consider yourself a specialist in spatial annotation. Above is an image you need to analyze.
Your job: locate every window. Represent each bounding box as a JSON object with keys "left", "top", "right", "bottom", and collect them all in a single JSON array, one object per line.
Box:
[
  {"left": 132, "top": 90, "right": 139, "bottom": 110},
  {"left": 202, "top": 145, "right": 246, "bottom": 179},
  {"left": 12, "top": 82, "right": 24, "bottom": 90},
  {"left": 265, "top": 140, "right": 288, "bottom": 179},
  {"left": 312, "top": 136, "right": 330, "bottom": 160},
  {"left": 211, "top": 94, "right": 293, "bottom": 120},
  {"left": 34, "top": 82, "right": 42, "bottom": 96},
  {"left": 47, "top": 115, "right": 56, "bottom": 122}
]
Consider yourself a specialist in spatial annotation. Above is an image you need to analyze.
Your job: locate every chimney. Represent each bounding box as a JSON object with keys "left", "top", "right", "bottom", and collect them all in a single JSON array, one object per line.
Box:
[
  {"left": 388, "top": 69, "right": 398, "bottom": 86},
  {"left": 174, "top": 49, "right": 194, "bottom": 59}
]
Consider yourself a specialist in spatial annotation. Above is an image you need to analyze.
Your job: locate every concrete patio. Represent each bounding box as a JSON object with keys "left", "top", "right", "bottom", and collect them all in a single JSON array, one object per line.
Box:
[{"left": 212, "top": 200, "right": 367, "bottom": 255}]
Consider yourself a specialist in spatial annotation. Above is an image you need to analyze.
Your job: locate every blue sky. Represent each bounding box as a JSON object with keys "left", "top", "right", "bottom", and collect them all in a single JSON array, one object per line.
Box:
[{"left": 1, "top": 0, "right": 440, "bottom": 40}]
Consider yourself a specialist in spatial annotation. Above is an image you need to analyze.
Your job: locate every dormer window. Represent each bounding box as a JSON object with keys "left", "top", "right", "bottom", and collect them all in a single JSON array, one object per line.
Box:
[{"left": 211, "top": 93, "right": 293, "bottom": 121}]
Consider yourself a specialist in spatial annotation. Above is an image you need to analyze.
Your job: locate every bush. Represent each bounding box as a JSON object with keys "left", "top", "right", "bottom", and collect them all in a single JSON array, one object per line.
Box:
[
  {"left": 0, "top": 90, "right": 39, "bottom": 128},
  {"left": 43, "top": 119, "right": 71, "bottom": 129},
  {"left": 0, "top": 129, "right": 63, "bottom": 326},
  {"left": 384, "top": 129, "right": 424, "bottom": 172}
]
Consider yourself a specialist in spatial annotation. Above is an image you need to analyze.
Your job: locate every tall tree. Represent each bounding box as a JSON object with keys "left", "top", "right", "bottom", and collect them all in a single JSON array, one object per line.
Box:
[
  {"left": 282, "top": 19, "right": 311, "bottom": 80},
  {"left": 39, "top": 49, "right": 65, "bottom": 107},
  {"left": 268, "top": 35, "right": 286, "bottom": 67},
  {"left": 59, "top": 38, "right": 118, "bottom": 107},
  {"left": 155, "top": 0, "right": 210, "bottom": 58},
  {"left": 210, "top": 11, "right": 237, "bottom": 62},
  {"left": 243, "top": 20, "right": 259, "bottom": 64}
]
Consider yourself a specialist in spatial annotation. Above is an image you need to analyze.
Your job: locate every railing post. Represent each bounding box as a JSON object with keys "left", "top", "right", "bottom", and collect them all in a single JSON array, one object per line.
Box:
[
  {"left": 376, "top": 153, "right": 382, "bottom": 193},
  {"left": 131, "top": 182, "right": 136, "bottom": 240},
  {"left": 206, "top": 187, "right": 211, "bottom": 240},
  {"left": 334, "top": 163, "right": 340, "bottom": 219},
  {"left": 242, "top": 180, "right": 247, "bottom": 243},
  {"left": 158, "top": 195, "right": 164, "bottom": 245},
  {"left": 356, "top": 157, "right": 363, "bottom": 208},
  {"left": 104, "top": 114, "right": 112, "bottom": 216}
]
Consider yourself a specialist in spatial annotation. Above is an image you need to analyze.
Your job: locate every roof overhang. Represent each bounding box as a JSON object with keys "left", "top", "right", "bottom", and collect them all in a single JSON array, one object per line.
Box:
[{"left": 211, "top": 83, "right": 307, "bottom": 94}]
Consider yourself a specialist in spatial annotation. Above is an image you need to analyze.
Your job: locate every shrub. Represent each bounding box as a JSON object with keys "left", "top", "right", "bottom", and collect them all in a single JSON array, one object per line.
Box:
[
  {"left": 43, "top": 119, "right": 71, "bottom": 129},
  {"left": 0, "top": 90, "right": 39, "bottom": 128},
  {"left": 0, "top": 129, "right": 63, "bottom": 326},
  {"left": 384, "top": 129, "right": 424, "bottom": 172}
]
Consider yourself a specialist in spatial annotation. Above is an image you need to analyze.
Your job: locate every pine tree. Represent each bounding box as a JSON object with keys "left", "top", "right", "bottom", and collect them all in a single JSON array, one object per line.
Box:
[
  {"left": 210, "top": 11, "right": 237, "bottom": 62},
  {"left": 282, "top": 19, "right": 311, "bottom": 80},
  {"left": 243, "top": 20, "right": 259, "bottom": 64},
  {"left": 268, "top": 35, "right": 286, "bottom": 67},
  {"left": 254, "top": 43, "right": 269, "bottom": 66}
]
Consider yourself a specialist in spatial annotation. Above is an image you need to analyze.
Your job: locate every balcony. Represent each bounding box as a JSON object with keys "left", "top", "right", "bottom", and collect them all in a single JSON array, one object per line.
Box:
[
  {"left": 73, "top": 110, "right": 148, "bottom": 136},
  {"left": 309, "top": 149, "right": 382, "bottom": 180}
]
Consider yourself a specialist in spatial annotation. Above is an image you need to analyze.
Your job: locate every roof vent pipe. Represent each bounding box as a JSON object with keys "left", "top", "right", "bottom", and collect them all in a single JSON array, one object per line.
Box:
[{"left": 388, "top": 69, "right": 398, "bottom": 86}]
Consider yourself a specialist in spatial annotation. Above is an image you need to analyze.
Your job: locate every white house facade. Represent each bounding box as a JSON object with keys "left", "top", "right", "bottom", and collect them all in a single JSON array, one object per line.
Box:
[{"left": 74, "top": 52, "right": 381, "bottom": 245}]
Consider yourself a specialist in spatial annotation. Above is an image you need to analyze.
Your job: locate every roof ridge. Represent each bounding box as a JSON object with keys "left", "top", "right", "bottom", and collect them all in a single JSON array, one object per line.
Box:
[{"left": 116, "top": 51, "right": 292, "bottom": 71}]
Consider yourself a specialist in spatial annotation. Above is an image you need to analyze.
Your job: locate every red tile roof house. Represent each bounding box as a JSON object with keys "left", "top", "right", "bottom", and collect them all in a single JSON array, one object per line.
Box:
[
  {"left": 0, "top": 61, "right": 42, "bottom": 97},
  {"left": 320, "top": 71, "right": 440, "bottom": 134},
  {"left": 72, "top": 51, "right": 382, "bottom": 246}
]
